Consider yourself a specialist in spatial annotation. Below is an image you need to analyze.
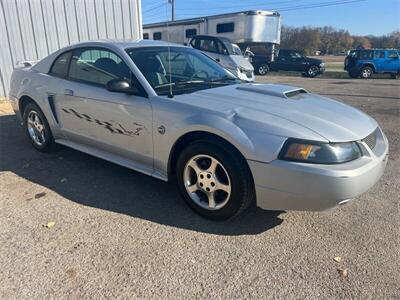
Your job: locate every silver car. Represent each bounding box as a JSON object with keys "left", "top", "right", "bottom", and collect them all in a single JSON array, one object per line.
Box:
[{"left": 9, "top": 40, "right": 388, "bottom": 220}]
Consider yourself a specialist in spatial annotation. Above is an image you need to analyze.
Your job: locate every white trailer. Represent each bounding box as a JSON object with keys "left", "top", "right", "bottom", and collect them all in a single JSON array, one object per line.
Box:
[{"left": 143, "top": 10, "right": 281, "bottom": 46}]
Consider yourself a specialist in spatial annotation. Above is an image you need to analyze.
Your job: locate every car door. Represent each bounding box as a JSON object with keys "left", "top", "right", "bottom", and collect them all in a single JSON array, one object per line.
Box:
[
  {"left": 273, "top": 50, "right": 291, "bottom": 71},
  {"left": 373, "top": 50, "right": 386, "bottom": 72},
  {"left": 288, "top": 51, "right": 306, "bottom": 71},
  {"left": 384, "top": 50, "right": 400, "bottom": 72},
  {"left": 52, "top": 47, "right": 153, "bottom": 172}
]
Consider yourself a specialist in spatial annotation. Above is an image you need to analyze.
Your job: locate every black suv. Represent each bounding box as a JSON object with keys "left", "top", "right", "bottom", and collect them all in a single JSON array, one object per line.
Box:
[{"left": 248, "top": 48, "right": 325, "bottom": 77}]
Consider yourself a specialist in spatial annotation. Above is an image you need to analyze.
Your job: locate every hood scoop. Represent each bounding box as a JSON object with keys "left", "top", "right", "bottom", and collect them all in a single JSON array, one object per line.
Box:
[{"left": 236, "top": 84, "right": 308, "bottom": 99}]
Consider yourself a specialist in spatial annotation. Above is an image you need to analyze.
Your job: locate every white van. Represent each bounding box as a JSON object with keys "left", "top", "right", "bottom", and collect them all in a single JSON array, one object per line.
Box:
[{"left": 188, "top": 35, "right": 255, "bottom": 82}]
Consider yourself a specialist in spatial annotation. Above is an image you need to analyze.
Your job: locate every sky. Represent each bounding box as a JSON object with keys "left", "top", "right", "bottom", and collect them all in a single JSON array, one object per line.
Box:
[{"left": 142, "top": 0, "right": 400, "bottom": 36}]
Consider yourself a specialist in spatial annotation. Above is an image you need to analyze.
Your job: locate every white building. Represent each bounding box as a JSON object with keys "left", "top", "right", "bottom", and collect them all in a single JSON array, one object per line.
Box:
[{"left": 0, "top": 0, "right": 143, "bottom": 98}]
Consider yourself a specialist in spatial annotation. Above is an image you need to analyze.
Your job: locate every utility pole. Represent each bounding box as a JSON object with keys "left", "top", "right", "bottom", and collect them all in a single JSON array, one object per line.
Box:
[{"left": 168, "top": 0, "right": 175, "bottom": 21}]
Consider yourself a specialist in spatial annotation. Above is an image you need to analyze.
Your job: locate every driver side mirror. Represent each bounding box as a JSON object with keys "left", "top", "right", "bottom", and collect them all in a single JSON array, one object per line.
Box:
[{"left": 106, "top": 79, "right": 137, "bottom": 94}]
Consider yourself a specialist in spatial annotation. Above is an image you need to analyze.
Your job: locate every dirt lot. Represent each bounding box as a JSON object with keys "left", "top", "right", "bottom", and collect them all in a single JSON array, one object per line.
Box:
[{"left": 0, "top": 76, "right": 399, "bottom": 299}]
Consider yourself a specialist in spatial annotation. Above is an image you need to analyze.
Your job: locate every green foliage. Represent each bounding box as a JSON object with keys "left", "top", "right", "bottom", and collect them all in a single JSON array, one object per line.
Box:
[{"left": 280, "top": 26, "right": 399, "bottom": 55}]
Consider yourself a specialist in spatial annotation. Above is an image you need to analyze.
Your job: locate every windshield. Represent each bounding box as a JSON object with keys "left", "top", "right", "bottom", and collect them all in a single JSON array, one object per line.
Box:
[
  {"left": 127, "top": 46, "right": 240, "bottom": 96},
  {"left": 231, "top": 44, "right": 243, "bottom": 56}
]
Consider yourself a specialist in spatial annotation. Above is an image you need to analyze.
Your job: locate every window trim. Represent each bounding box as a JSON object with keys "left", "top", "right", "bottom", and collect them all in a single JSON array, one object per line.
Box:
[
  {"left": 216, "top": 22, "right": 235, "bottom": 34},
  {"left": 57, "top": 46, "right": 148, "bottom": 98}
]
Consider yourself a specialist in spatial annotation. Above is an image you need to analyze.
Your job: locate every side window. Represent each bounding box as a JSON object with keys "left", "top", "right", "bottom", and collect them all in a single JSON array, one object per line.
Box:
[
  {"left": 68, "top": 48, "right": 131, "bottom": 87},
  {"left": 278, "top": 50, "right": 290, "bottom": 58},
  {"left": 290, "top": 51, "right": 302, "bottom": 59},
  {"left": 216, "top": 22, "right": 234, "bottom": 33},
  {"left": 359, "top": 50, "right": 373, "bottom": 59},
  {"left": 153, "top": 32, "right": 162, "bottom": 40},
  {"left": 50, "top": 51, "right": 72, "bottom": 77},
  {"left": 374, "top": 51, "right": 385, "bottom": 58},
  {"left": 185, "top": 29, "right": 197, "bottom": 38},
  {"left": 143, "top": 33, "right": 149, "bottom": 39},
  {"left": 199, "top": 38, "right": 218, "bottom": 53},
  {"left": 387, "top": 50, "right": 399, "bottom": 58}
]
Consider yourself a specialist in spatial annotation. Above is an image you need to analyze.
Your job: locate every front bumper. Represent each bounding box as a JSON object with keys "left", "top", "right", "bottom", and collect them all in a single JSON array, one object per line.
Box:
[{"left": 248, "top": 130, "right": 389, "bottom": 211}]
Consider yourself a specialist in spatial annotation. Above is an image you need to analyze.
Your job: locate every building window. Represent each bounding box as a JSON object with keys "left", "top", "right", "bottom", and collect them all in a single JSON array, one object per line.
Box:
[
  {"left": 216, "top": 22, "right": 234, "bottom": 33},
  {"left": 143, "top": 33, "right": 149, "bottom": 39},
  {"left": 153, "top": 32, "right": 162, "bottom": 40},
  {"left": 185, "top": 29, "right": 197, "bottom": 38}
]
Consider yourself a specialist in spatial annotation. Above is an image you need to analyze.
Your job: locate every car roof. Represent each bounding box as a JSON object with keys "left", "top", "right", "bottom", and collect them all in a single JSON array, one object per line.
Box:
[
  {"left": 31, "top": 39, "right": 186, "bottom": 74},
  {"left": 67, "top": 39, "right": 186, "bottom": 50}
]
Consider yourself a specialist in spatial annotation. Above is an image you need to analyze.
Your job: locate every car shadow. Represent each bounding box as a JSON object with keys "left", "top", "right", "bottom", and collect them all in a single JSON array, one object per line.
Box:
[{"left": 0, "top": 114, "right": 283, "bottom": 236}]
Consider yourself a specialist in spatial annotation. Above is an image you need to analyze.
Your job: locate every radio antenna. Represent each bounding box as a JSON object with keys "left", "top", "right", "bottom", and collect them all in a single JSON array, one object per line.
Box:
[{"left": 166, "top": 0, "right": 173, "bottom": 98}]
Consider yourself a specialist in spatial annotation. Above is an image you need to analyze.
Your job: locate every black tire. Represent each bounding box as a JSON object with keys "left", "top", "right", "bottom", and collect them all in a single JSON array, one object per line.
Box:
[
  {"left": 360, "top": 66, "right": 373, "bottom": 79},
  {"left": 23, "top": 102, "right": 55, "bottom": 152},
  {"left": 256, "top": 63, "right": 269, "bottom": 76},
  {"left": 390, "top": 73, "right": 399, "bottom": 79},
  {"left": 306, "top": 65, "right": 320, "bottom": 78},
  {"left": 176, "top": 140, "right": 255, "bottom": 220},
  {"left": 348, "top": 71, "right": 359, "bottom": 78}
]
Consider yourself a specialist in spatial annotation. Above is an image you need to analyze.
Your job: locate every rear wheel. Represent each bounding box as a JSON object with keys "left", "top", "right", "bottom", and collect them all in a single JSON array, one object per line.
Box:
[
  {"left": 176, "top": 141, "right": 254, "bottom": 220},
  {"left": 361, "top": 66, "right": 373, "bottom": 79},
  {"left": 23, "top": 103, "right": 54, "bottom": 152},
  {"left": 256, "top": 64, "right": 269, "bottom": 76}
]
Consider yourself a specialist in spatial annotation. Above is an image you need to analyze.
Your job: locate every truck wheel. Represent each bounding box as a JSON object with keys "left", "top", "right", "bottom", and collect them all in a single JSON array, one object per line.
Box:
[
  {"left": 348, "top": 71, "right": 359, "bottom": 78},
  {"left": 176, "top": 141, "right": 255, "bottom": 220},
  {"left": 257, "top": 64, "right": 269, "bottom": 76},
  {"left": 390, "top": 73, "right": 399, "bottom": 79},
  {"left": 306, "top": 65, "right": 319, "bottom": 78},
  {"left": 361, "top": 66, "right": 373, "bottom": 79},
  {"left": 23, "top": 103, "right": 55, "bottom": 152}
]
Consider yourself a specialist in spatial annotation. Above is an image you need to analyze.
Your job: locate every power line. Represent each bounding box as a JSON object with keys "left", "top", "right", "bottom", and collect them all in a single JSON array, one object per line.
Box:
[
  {"left": 142, "top": 2, "right": 167, "bottom": 14},
  {"left": 175, "top": 0, "right": 367, "bottom": 17}
]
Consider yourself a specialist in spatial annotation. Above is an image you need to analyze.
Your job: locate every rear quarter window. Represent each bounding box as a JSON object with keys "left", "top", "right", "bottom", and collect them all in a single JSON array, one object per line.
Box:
[{"left": 50, "top": 51, "right": 72, "bottom": 77}]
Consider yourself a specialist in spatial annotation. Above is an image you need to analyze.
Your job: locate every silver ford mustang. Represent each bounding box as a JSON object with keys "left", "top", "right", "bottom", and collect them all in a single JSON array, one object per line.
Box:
[{"left": 9, "top": 40, "right": 388, "bottom": 220}]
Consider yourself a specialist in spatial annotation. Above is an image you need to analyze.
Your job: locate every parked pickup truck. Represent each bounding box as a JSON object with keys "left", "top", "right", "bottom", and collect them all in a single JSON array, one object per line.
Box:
[
  {"left": 344, "top": 49, "right": 400, "bottom": 79},
  {"left": 249, "top": 49, "right": 325, "bottom": 78}
]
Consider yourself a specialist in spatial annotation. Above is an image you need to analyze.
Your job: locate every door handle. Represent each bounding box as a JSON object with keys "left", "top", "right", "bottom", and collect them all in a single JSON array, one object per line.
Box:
[
  {"left": 64, "top": 89, "right": 74, "bottom": 96},
  {"left": 215, "top": 58, "right": 220, "bottom": 62}
]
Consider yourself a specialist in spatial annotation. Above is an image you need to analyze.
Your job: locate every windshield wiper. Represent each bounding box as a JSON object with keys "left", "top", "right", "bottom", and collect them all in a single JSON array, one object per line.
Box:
[{"left": 206, "top": 76, "right": 240, "bottom": 83}]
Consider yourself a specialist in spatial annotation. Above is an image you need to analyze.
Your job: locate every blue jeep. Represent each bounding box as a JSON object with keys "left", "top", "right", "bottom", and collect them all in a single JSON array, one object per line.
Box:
[{"left": 344, "top": 49, "right": 400, "bottom": 79}]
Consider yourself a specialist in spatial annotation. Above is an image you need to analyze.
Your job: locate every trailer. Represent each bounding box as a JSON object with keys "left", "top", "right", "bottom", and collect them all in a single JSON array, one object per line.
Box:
[{"left": 143, "top": 10, "right": 281, "bottom": 59}]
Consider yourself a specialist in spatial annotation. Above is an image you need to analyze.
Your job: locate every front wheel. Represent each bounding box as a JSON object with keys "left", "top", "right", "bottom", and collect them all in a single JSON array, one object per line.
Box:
[
  {"left": 176, "top": 141, "right": 254, "bottom": 220},
  {"left": 23, "top": 103, "right": 55, "bottom": 152},
  {"left": 390, "top": 73, "right": 399, "bottom": 79},
  {"left": 256, "top": 64, "right": 269, "bottom": 76},
  {"left": 306, "top": 65, "right": 320, "bottom": 78}
]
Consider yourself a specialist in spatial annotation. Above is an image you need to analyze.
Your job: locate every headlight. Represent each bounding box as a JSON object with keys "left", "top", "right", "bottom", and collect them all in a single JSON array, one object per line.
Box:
[
  {"left": 320, "top": 62, "right": 325, "bottom": 67},
  {"left": 279, "top": 139, "right": 362, "bottom": 164}
]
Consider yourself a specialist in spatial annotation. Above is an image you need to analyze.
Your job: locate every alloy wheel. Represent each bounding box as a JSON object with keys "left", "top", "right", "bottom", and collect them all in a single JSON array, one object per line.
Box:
[
  {"left": 27, "top": 110, "right": 46, "bottom": 146},
  {"left": 183, "top": 154, "right": 231, "bottom": 210}
]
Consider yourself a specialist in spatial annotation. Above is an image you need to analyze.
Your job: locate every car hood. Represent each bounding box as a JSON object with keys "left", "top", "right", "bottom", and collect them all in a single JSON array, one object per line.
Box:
[
  {"left": 175, "top": 83, "right": 377, "bottom": 142},
  {"left": 305, "top": 57, "right": 323, "bottom": 64},
  {"left": 230, "top": 55, "right": 254, "bottom": 72}
]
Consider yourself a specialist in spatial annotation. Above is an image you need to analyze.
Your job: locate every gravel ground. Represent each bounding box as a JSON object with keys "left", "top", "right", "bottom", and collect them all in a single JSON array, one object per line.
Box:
[{"left": 0, "top": 76, "right": 399, "bottom": 299}]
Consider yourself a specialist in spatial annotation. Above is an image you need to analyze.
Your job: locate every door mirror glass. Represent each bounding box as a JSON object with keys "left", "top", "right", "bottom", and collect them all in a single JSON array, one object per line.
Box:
[{"left": 106, "top": 79, "right": 137, "bottom": 94}]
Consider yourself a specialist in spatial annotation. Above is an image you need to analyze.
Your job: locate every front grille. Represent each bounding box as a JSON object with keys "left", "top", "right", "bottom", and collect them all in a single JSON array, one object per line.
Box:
[{"left": 362, "top": 128, "right": 378, "bottom": 150}]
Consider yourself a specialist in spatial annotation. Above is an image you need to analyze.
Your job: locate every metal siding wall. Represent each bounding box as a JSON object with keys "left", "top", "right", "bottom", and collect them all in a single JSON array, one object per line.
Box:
[{"left": 0, "top": 0, "right": 142, "bottom": 98}]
